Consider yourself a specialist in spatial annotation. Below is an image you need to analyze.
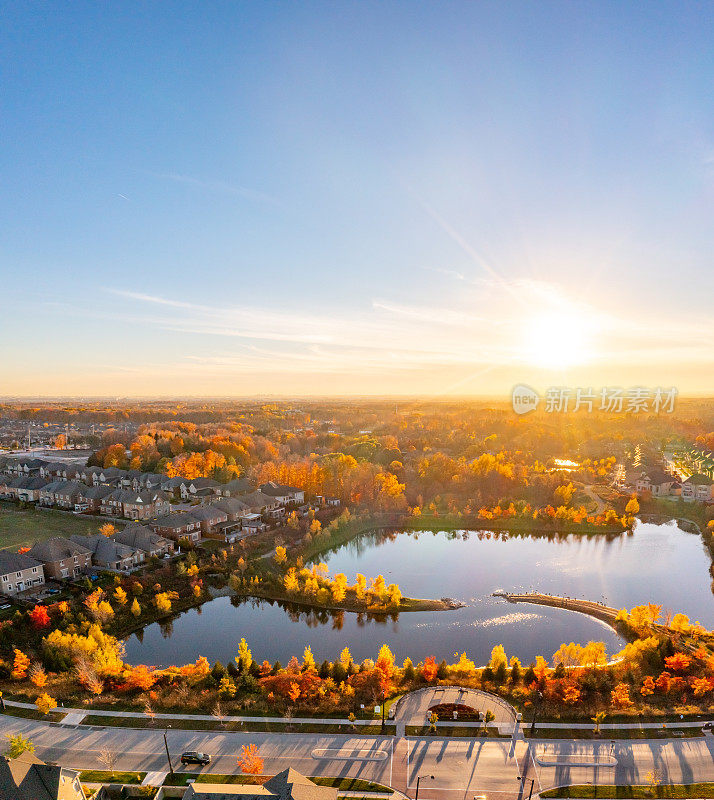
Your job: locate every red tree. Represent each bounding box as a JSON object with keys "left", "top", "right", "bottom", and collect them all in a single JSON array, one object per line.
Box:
[{"left": 28, "top": 605, "right": 50, "bottom": 629}]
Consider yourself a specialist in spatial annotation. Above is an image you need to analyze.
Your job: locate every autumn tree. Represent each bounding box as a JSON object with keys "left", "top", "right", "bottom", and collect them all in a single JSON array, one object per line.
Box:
[
  {"left": 5, "top": 733, "right": 34, "bottom": 758},
  {"left": 12, "top": 649, "right": 30, "bottom": 680},
  {"left": 99, "top": 523, "right": 116, "bottom": 537},
  {"left": 237, "top": 743, "right": 264, "bottom": 775},
  {"left": 28, "top": 605, "right": 50, "bottom": 629},
  {"left": 35, "top": 693, "right": 58, "bottom": 716}
]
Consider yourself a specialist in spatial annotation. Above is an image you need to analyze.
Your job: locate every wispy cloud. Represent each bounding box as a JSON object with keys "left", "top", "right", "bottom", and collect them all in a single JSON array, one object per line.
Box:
[{"left": 152, "top": 172, "right": 280, "bottom": 205}]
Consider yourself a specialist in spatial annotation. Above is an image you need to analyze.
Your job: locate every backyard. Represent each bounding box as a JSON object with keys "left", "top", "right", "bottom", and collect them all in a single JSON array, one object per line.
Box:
[{"left": 0, "top": 501, "right": 105, "bottom": 550}]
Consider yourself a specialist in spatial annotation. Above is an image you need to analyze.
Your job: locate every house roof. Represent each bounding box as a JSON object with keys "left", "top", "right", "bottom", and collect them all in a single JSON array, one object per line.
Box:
[
  {"left": 0, "top": 752, "right": 83, "bottom": 800},
  {"left": 28, "top": 537, "right": 92, "bottom": 563},
  {"left": 69, "top": 534, "right": 137, "bottom": 564},
  {"left": 640, "top": 470, "right": 672, "bottom": 486},
  {"left": 260, "top": 482, "right": 301, "bottom": 497},
  {"left": 152, "top": 512, "right": 200, "bottom": 529},
  {"left": 241, "top": 491, "right": 277, "bottom": 509},
  {"left": 683, "top": 473, "right": 714, "bottom": 486},
  {"left": 187, "top": 478, "right": 220, "bottom": 489},
  {"left": 184, "top": 769, "right": 337, "bottom": 800},
  {"left": 220, "top": 478, "right": 253, "bottom": 494},
  {"left": 113, "top": 524, "right": 170, "bottom": 551},
  {"left": 79, "top": 485, "right": 115, "bottom": 500},
  {"left": 189, "top": 506, "right": 228, "bottom": 522},
  {"left": 210, "top": 497, "right": 250, "bottom": 514},
  {"left": 0, "top": 550, "right": 42, "bottom": 575}
]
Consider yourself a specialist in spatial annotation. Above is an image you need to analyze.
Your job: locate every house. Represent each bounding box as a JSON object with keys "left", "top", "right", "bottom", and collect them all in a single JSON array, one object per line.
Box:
[
  {"left": 240, "top": 513, "right": 269, "bottom": 534},
  {"left": 27, "top": 537, "right": 92, "bottom": 580},
  {"left": 0, "top": 551, "right": 45, "bottom": 595},
  {"left": 161, "top": 476, "right": 191, "bottom": 496},
  {"left": 187, "top": 505, "right": 229, "bottom": 534},
  {"left": 69, "top": 534, "right": 144, "bottom": 571},
  {"left": 240, "top": 490, "right": 280, "bottom": 515},
  {"left": 112, "top": 523, "right": 174, "bottom": 557},
  {"left": 260, "top": 482, "right": 305, "bottom": 505},
  {"left": 184, "top": 767, "right": 337, "bottom": 800},
  {"left": 38, "top": 480, "right": 67, "bottom": 506},
  {"left": 149, "top": 511, "right": 202, "bottom": 543},
  {"left": 75, "top": 484, "right": 114, "bottom": 513},
  {"left": 0, "top": 752, "right": 86, "bottom": 800},
  {"left": 214, "top": 477, "right": 253, "bottom": 497},
  {"left": 4, "top": 458, "right": 43, "bottom": 477},
  {"left": 100, "top": 489, "right": 170, "bottom": 520},
  {"left": 209, "top": 497, "right": 250, "bottom": 521},
  {"left": 135, "top": 472, "right": 165, "bottom": 491},
  {"left": 53, "top": 481, "right": 86, "bottom": 509},
  {"left": 180, "top": 477, "right": 220, "bottom": 500},
  {"left": 681, "top": 474, "right": 714, "bottom": 502},
  {"left": 635, "top": 470, "right": 674, "bottom": 497},
  {"left": 14, "top": 477, "right": 49, "bottom": 503}
]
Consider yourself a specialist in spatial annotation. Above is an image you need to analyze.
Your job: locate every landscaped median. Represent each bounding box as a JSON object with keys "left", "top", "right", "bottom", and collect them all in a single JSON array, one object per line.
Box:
[{"left": 540, "top": 783, "right": 714, "bottom": 798}]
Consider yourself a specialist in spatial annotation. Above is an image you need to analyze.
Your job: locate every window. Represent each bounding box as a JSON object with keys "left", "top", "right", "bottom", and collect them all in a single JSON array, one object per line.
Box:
[
  {"left": 1, "top": 575, "right": 6, "bottom": 581},
  {"left": 7, "top": 585, "right": 12, "bottom": 591},
  {"left": 32, "top": 567, "right": 37, "bottom": 573},
  {"left": 16, "top": 572, "right": 21, "bottom": 578}
]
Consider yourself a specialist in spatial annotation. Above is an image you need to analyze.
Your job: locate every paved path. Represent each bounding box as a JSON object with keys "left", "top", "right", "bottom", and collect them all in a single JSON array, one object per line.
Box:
[{"left": 393, "top": 687, "right": 516, "bottom": 734}]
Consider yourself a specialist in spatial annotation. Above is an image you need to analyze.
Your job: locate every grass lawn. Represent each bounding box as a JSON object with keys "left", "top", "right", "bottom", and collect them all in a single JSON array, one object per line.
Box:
[
  {"left": 541, "top": 784, "right": 714, "bottom": 798},
  {"left": 81, "top": 715, "right": 388, "bottom": 735},
  {"left": 525, "top": 728, "right": 703, "bottom": 740},
  {"left": 1, "top": 706, "right": 66, "bottom": 722},
  {"left": 164, "top": 774, "right": 390, "bottom": 790},
  {"left": 0, "top": 502, "right": 105, "bottom": 549},
  {"left": 79, "top": 770, "right": 145, "bottom": 784}
]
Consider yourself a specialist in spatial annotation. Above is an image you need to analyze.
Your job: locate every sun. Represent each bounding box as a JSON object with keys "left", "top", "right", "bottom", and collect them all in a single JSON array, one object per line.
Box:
[{"left": 522, "top": 311, "right": 592, "bottom": 370}]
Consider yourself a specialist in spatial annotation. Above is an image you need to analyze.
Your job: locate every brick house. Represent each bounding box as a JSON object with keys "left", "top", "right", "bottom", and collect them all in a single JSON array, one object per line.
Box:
[
  {"left": 27, "top": 537, "right": 92, "bottom": 580},
  {"left": 0, "top": 551, "right": 45, "bottom": 595}
]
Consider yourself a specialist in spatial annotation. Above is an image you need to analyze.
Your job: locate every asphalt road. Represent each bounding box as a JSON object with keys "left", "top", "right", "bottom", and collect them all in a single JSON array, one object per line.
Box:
[{"left": 2, "top": 716, "right": 713, "bottom": 799}]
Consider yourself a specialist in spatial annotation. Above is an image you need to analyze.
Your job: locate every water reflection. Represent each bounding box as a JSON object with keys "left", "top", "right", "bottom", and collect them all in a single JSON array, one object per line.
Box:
[{"left": 125, "top": 522, "right": 713, "bottom": 667}]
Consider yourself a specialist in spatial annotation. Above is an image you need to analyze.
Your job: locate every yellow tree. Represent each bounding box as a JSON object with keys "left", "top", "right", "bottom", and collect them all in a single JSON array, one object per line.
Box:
[
  {"left": 113, "top": 587, "right": 127, "bottom": 606},
  {"left": 303, "top": 645, "right": 316, "bottom": 672},
  {"left": 12, "top": 649, "right": 30, "bottom": 680},
  {"left": 130, "top": 598, "right": 141, "bottom": 617},
  {"left": 274, "top": 546, "right": 287, "bottom": 565},
  {"left": 236, "top": 638, "right": 252, "bottom": 671},
  {"left": 386, "top": 583, "right": 402, "bottom": 608},
  {"left": 625, "top": 495, "right": 640, "bottom": 515},
  {"left": 35, "top": 693, "right": 58, "bottom": 716},
  {"left": 99, "top": 523, "right": 116, "bottom": 537},
  {"left": 238, "top": 743, "right": 264, "bottom": 775}
]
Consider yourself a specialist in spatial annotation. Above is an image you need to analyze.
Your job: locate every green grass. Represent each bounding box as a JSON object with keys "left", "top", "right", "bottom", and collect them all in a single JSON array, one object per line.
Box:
[
  {"left": 0, "top": 502, "right": 105, "bottom": 549},
  {"left": 525, "top": 728, "right": 702, "bottom": 739},
  {"left": 541, "top": 784, "right": 714, "bottom": 798},
  {"left": 80, "top": 715, "right": 389, "bottom": 735},
  {"left": 404, "top": 725, "right": 505, "bottom": 737},
  {"left": 163, "top": 774, "right": 391, "bottom": 790},
  {"left": 1, "top": 706, "right": 65, "bottom": 722},
  {"left": 79, "top": 770, "right": 145, "bottom": 784}
]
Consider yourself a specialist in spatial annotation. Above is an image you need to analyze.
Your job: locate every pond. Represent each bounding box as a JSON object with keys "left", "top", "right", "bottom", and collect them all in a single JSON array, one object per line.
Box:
[{"left": 124, "top": 520, "right": 714, "bottom": 668}]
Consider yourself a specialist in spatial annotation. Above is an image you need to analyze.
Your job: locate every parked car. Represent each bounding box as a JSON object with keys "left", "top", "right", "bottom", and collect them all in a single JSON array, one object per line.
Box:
[{"left": 181, "top": 751, "right": 211, "bottom": 766}]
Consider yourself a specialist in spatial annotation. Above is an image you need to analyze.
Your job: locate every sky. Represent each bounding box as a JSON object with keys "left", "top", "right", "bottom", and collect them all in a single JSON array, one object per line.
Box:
[{"left": 2, "top": 1, "right": 714, "bottom": 398}]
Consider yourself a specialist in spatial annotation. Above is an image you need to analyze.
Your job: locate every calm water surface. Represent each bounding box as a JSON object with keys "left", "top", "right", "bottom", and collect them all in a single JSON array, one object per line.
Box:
[{"left": 125, "top": 521, "right": 713, "bottom": 667}]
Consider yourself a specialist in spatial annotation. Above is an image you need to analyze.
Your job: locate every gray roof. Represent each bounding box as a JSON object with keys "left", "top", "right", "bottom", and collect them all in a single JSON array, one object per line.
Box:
[
  {"left": 113, "top": 524, "right": 171, "bottom": 552},
  {"left": 184, "top": 769, "right": 337, "bottom": 800},
  {"left": 152, "top": 512, "right": 200, "bottom": 528},
  {"left": 0, "top": 752, "right": 83, "bottom": 800},
  {"left": 219, "top": 477, "right": 253, "bottom": 494},
  {"left": 28, "top": 537, "right": 91, "bottom": 562},
  {"left": 260, "top": 481, "right": 302, "bottom": 497},
  {"left": 241, "top": 490, "right": 277, "bottom": 509},
  {"left": 189, "top": 506, "right": 228, "bottom": 522},
  {"left": 0, "top": 550, "right": 43, "bottom": 575},
  {"left": 69, "top": 534, "right": 137, "bottom": 564},
  {"left": 187, "top": 477, "right": 221, "bottom": 489},
  {"left": 79, "top": 484, "right": 115, "bottom": 500},
  {"left": 210, "top": 497, "right": 249, "bottom": 514}
]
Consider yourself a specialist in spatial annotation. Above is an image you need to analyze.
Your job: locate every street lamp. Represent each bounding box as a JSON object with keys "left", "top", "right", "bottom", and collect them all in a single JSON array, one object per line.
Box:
[
  {"left": 163, "top": 725, "right": 174, "bottom": 774},
  {"left": 530, "top": 691, "right": 543, "bottom": 737},
  {"left": 414, "top": 774, "right": 434, "bottom": 800},
  {"left": 381, "top": 690, "right": 386, "bottom": 732}
]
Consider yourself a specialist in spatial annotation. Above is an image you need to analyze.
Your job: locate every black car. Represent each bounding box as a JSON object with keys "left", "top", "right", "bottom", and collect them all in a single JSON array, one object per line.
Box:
[{"left": 181, "top": 751, "right": 211, "bottom": 766}]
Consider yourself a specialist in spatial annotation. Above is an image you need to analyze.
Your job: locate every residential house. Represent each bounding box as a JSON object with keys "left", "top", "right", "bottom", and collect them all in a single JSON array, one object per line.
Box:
[
  {"left": 38, "top": 480, "right": 67, "bottom": 506},
  {"left": 214, "top": 477, "right": 253, "bottom": 497},
  {"left": 681, "top": 474, "right": 714, "bottom": 502},
  {"left": 112, "top": 523, "right": 174, "bottom": 557},
  {"left": 149, "top": 511, "right": 202, "bottom": 543},
  {"left": 188, "top": 505, "right": 229, "bottom": 534},
  {"left": 209, "top": 496, "right": 250, "bottom": 521},
  {"left": 161, "top": 475, "right": 191, "bottom": 497},
  {"left": 260, "top": 481, "right": 305, "bottom": 505},
  {"left": 27, "top": 537, "right": 92, "bottom": 580},
  {"left": 100, "top": 489, "right": 169, "bottom": 520},
  {"left": 0, "top": 752, "right": 86, "bottom": 800},
  {"left": 69, "top": 534, "right": 144, "bottom": 571},
  {"left": 240, "top": 513, "right": 269, "bottom": 534},
  {"left": 635, "top": 470, "right": 674, "bottom": 497},
  {"left": 240, "top": 490, "right": 280, "bottom": 515},
  {"left": 180, "top": 477, "right": 221, "bottom": 499},
  {"left": 53, "top": 481, "right": 86, "bottom": 509},
  {"left": 75, "top": 484, "right": 114, "bottom": 513},
  {"left": 183, "top": 767, "right": 337, "bottom": 800},
  {"left": 0, "top": 551, "right": 45, "bottom": 595},
  {"left": 4, "top": 458, "right": 43, "bottom": 477}
]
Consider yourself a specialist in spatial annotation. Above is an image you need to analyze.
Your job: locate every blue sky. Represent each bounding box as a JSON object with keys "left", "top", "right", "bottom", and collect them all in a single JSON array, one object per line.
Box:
[{"left": 2, "top": 1, "right": 714, "bottom": 396}]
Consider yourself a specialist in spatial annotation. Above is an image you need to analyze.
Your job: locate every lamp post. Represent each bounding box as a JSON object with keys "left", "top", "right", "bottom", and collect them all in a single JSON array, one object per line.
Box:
[
  {"left": 381, "top": 690, "right": 386, "bottom": 732},
  {"left": 414, "top": 774, "right": 434, "bottom": 800},
  {"left": 163, "top": 725, "right": 174, "bottom": 774},
  {"left": 530, "top": 691, "right": 543, "bottom": 737}
]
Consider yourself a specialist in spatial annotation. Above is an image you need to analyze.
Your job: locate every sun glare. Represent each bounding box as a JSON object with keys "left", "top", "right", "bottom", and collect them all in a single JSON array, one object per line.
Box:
[{"left": 522, "top": 312, "right": 592, "bottom": 370}]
